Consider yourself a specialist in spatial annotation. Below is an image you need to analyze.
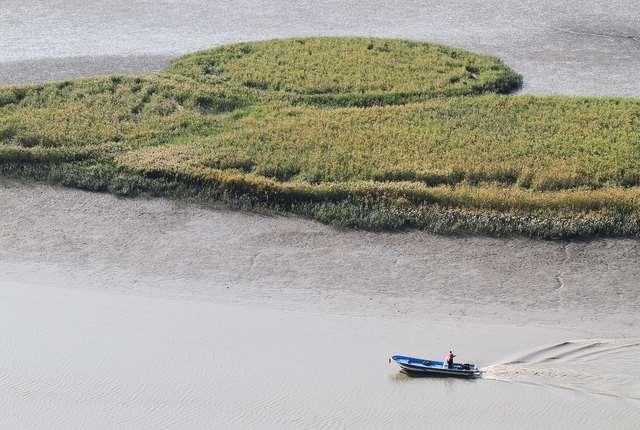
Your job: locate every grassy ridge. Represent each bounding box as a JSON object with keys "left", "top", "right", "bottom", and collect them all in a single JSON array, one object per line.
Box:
[{"left": 2, "top": 37, "right": 640, "bottom": 238}]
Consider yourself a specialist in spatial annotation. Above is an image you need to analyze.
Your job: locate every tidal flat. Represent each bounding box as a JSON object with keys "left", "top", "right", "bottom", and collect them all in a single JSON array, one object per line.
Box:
[
  {"left": 1, "top": 180, "right": 639, "bottom": 428},
  {"left": 1, "top": 1, "right": 639, "bottom": 428}
]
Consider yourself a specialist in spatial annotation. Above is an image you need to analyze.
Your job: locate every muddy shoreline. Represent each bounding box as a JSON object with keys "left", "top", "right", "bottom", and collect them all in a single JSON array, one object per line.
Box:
[{"left": 2, "top": 180, "right": 638, "bottom": 334}]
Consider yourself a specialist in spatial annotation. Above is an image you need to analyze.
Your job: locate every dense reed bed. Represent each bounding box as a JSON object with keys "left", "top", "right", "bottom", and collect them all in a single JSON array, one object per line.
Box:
[
  {"left": 123, "top": 96, "right": 640, "bottom": 190},
  {"left": 166, "top": 38, "right": 522, "bottom": 106},
  {"left": 1, "top": 38, "right": 639, "bottom": 238}
]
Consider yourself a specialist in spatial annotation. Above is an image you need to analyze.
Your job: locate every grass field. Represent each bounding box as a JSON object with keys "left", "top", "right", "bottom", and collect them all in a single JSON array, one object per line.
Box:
[
  {"left": 120, "top": 96, "right": 640, "bottom": 189},
  {"left": 1, "top": 37, "right": 639, "bottom": 238},
  {"left": 166, "top": 38, "right": 521, "bottom": 106}
]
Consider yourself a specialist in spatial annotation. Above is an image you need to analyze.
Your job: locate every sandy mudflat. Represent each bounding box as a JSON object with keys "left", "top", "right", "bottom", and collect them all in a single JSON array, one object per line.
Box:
[
  {"left": 2, "top": 181, "right": 640, "bottom": 333},
  {"left": 1, "top": 0, "right": 640, "bottom": 96}
]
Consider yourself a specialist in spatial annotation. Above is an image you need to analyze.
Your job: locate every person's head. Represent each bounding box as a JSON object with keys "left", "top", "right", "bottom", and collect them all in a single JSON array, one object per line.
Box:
[{"left": 449, "top": 350, "right": 452, "bottom": 353}]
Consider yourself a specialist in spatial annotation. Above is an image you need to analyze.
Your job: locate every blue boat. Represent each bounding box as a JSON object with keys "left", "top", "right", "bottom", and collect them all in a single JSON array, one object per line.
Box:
[{"left": 391, "top": 355, "right": 480, "bottom": 377}]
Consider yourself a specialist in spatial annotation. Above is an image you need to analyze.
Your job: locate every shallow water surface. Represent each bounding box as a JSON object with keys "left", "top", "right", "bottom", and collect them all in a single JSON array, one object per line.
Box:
[{"left": 1, "top": 279, "right": 638, "bottom": 429}]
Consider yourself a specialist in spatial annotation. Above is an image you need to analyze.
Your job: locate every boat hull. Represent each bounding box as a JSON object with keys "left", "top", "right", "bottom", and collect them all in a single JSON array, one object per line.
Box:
[{"left": 392, "top": 355, "right": 480, "bottom": 378}]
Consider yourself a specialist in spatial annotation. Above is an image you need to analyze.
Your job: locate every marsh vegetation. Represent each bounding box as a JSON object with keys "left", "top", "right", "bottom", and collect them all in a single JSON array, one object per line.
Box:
[{"left": 1, "top": 37, "right": 639, "bottom": 238}]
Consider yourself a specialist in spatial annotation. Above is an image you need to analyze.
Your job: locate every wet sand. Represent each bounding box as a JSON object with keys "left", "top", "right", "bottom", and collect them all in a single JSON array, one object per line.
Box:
[
  {"left": 1, "top": 181, "right": 639, "bottom": 428},
  {"left": 1, "top": 181, "right": 640, "bottom": 333},
  {"left": 1, "top": 1, "right": 639, "bottom": 96}
]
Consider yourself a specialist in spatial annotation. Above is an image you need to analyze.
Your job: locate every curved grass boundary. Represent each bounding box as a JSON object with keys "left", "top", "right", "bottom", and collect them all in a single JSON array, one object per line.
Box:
[
  {"left": 116, "top": 156, "right": 640, "bottom": 214},
  {"left": 3, "top": 159, "right": 638, "bottom": 239},
  {"left": 165, "top": 38, "right": 522, "bottom": 107}
]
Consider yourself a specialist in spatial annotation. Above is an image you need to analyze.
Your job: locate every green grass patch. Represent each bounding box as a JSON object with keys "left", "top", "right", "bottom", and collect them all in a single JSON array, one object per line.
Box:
[
  {"left": 165, "top": 37, "right": 522, "bottom": 106},
  {"left": 2, "top": 37, "right": 640, "bottom": 238},
  {"left": 122, "top": 95, "right": 640, "bottom": 190}
]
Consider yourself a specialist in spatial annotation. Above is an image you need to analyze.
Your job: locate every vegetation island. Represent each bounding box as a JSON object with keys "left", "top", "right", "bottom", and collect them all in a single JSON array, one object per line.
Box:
[{"left": 2, "top": 37, "right": 639, "bottom": 238}]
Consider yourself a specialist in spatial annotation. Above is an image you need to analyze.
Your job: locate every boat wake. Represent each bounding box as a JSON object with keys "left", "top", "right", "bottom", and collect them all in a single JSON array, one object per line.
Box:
[{"left": 481, "top": 339, "right": 640, "bottom": 400}]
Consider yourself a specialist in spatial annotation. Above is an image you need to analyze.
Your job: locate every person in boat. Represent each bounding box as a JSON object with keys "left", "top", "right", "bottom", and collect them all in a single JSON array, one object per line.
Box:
[{"left": 446, "top": 350, "right": 456, "bottom": 369}]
